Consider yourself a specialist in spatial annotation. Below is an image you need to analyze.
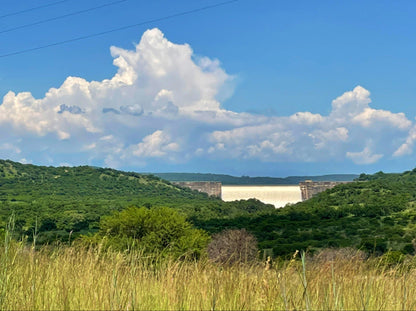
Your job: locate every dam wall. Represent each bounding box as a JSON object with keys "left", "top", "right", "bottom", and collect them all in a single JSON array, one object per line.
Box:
[
  {"left": 299, "top": 180, "right": 351, "bottom": 201},
  {"left": 173, "top": 181, "right": 222, "bottom": 197},
  {"left": 221, "top": 185, "right": 301, "bottom": 208},
  {"left": 174, "top": 180, "right": 352, "bottom": 205}
]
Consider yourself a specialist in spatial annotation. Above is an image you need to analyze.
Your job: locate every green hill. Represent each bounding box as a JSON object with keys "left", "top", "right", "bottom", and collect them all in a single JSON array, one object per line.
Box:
[
  {"left": 0, "top": 160, "right": 273, "bottom": 244},
  {"left": 195, "top": 169, "right": 416, "bottom": 257},
  {"left": 152, "top": 172, "right": 358, "bottom": 184},
  {"left": 3, "top": 159, "right": 416, "bottom": 258}
]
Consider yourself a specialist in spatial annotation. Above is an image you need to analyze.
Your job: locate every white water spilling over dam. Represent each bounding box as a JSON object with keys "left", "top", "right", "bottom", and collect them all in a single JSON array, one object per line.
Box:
[{"left": 221, "top": 185, "right": 302, "bottom": 208}]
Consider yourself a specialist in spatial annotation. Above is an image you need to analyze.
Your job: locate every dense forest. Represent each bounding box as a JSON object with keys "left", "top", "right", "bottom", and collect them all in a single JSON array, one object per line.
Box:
[{"left": 1, "top": 159, "right": 416, "bottom": 258}]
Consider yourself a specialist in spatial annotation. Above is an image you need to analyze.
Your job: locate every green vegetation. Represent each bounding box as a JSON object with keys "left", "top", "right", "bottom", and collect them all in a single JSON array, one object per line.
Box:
[
  {"left": 0, "top": 159, "right": 273, "bottom": 245},
  {"left": 196, "top": 169, "right": 416, "bottom": 257},
  {"left": 83, "top": 206, "right": 209, "bottom": 259},
  {"left": 153, "top": 172, "right": 358, "bottom": 184},
  {"left": 2, "top": 158, "right": 416, "bottom": 259},
  {"left": 3, "top": 159, "right": 416, "bottom": 309}
]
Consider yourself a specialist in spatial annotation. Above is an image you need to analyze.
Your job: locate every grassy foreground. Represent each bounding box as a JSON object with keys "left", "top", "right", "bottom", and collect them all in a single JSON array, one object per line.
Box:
[{"left": 2, "top": 243, "right": 416, "bottom": 310}]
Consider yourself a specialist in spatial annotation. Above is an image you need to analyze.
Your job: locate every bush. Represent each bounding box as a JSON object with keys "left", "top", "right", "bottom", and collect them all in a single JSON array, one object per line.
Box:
[
  {"left": 83, "top": 206, "right": 209, "bottom": 259},
  {"left": 379, "top": 250, "right": 405, "bottom": 267},
  {"left": 207, "top": 229, "right": 258, "bottom": 265}
]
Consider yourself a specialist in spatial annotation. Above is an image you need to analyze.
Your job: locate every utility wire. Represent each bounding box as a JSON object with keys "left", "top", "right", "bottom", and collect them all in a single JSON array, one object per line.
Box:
[
  {"left": 0, "top": 0, "right": 71, "bottom": 19},
  {"left": 0, "top": 0, "right": 239, "bottom": 59},
  {"left": 0, "top": 0, "right": 128, "bottom": 35}
]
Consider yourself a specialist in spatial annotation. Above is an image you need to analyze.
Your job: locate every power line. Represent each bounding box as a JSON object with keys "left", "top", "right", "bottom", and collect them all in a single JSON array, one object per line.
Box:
[
  {"left": 0, "top": 0, "right": 239, "bottom": 59},
  {"left": 0, "top": 0, "right": 71, "bottom": 19},
  {"left": 0, "top": 0, "right": 128, "bottom": 35}
]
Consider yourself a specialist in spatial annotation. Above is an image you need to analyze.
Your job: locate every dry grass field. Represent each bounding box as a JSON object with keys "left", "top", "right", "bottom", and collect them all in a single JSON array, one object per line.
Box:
[{"left": 2, "top": 240, "right": 416, "bottom": 310}]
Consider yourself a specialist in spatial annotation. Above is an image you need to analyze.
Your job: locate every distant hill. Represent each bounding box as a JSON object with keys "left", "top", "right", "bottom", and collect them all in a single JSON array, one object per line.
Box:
[{"left": 152, "top": 172, "right": 359, "bottom": 185}]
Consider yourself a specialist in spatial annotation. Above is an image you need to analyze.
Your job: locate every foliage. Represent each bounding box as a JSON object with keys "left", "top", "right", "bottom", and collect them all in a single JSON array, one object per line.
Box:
[
  {"left": 0, "top": 159, "right": 273, "bottom": 245},
  {"left": 4, "top": 158, "right": 416, "bottom": 258},
  {"left": 378, "top": 250, "right": 406, "bottom": 267},
  {"left": 86, "top": 206, "right": 210, "bottom": 259},
  {"left": 196, "top": 169, "right": 416, "bottom": 257}
]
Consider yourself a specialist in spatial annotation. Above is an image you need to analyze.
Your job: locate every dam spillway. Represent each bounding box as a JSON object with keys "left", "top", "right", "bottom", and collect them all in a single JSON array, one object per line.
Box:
[
  {"left": 221, "top": 185, "right": 302, "bottom": 208},
  {"left": 173, "top": 180, "right": 350, "bottom": 208}
]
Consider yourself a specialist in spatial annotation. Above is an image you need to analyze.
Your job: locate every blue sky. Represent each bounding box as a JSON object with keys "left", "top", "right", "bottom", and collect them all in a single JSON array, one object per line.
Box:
[{"left": 1, "top": 0, "right": 416, "bottom": 177}]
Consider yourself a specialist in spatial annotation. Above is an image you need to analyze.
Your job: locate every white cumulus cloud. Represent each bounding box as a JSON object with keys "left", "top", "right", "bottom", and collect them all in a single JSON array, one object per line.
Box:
[
  {"left": 131, "top": 130, "right": 180, "bottom": 158},
  {"left": 346, "top": 147, "right": 383, "bottom": 165},
  {"left": 207, "top": 86, "right": 412, "bottom": 164},
  {"left": 0, "top": 28, "right": 414, "bottom": 169}
]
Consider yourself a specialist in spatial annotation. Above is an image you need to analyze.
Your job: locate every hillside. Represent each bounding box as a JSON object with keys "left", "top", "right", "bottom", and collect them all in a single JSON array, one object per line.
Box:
[
  {"left": 3, "top": 159, "right": 416, "bottom": 258},
  {"left": 195, "top": 169, "right": 416, "bottom": 256},
  {"left": 0, "top": 160, "right": 273, "bottom": 244},
  {"left": 153, "top": 172, "right": 358, "bottom": 184}
]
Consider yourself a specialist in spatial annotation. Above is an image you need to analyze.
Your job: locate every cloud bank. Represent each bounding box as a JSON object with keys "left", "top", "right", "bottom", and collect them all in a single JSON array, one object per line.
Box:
[{"left": 0, "top": 28, "right": 414, "bottom": 169}]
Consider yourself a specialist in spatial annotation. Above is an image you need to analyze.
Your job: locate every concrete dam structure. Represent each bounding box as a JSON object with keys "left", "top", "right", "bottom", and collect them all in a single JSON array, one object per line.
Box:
[
  {"left": 173, "top": 181, "right": 222, "bottom": 197},
  {"left": 175, "top": 180, "right": 352, "bottom": 207},
  {"left": 299, "top": 180, "right": 351, "bottom": 201}
]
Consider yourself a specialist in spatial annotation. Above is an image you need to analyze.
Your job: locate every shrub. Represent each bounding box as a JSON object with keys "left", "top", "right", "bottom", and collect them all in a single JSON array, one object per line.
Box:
[
  {"left": 379, "top": 250, "right": 405, "bottom": 267},
  {"left": 83, "top": 206, "right": 209, "bottom": 259},
  {"left": 207, "top": 228, "right": 258, "bottom": 265}
]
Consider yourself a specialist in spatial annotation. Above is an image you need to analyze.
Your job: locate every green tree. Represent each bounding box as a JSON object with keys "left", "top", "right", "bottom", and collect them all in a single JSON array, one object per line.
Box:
[{"left": 96, "top": 206, "right": 210, "bottom": 259}]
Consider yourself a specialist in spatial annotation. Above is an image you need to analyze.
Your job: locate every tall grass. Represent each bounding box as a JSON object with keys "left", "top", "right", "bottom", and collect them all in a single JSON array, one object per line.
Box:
[{"left": 2, "top": 241, "right": 416, "bottom": 310}]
